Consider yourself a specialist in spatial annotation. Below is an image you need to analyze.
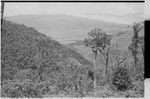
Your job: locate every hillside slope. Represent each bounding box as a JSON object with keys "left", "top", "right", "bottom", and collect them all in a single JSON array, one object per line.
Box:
[{"left": 1, "top": 20, "right": 94, "bottom": 98}]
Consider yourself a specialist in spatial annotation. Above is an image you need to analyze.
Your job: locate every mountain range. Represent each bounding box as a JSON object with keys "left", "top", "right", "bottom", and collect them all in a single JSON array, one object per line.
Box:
[{"left": 6, "top": 14, "right": 129, "bottom": 44}]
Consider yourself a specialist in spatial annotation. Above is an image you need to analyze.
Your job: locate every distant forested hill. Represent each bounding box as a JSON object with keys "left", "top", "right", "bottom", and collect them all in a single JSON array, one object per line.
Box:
[
  {"left": 6, "top": 14, "right": 128, "bottom": 44},
  {"left": 1, "top": 20, "right": 94, "bottom": 97}
]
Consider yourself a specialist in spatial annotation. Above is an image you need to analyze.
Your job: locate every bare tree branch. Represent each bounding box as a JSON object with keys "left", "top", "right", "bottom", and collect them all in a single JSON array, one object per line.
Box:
[{"left": 117, "top": 57, "right": 127, "bottom": 67}]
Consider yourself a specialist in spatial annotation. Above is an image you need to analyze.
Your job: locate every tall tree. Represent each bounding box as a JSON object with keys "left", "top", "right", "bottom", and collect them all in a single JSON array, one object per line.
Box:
[
  {"left": 84, "top": 28, "right": 111, "bottom": 88},
  {"left": 128, "top": 22, "right": 144, "bottom": 74}
]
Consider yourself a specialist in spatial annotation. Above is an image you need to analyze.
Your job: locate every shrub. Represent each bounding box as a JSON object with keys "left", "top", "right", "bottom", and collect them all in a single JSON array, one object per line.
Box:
[
  {"left": 130, "top": 80, "right": 144, "bottom": 97},
  {"left": 112, "top": 67, "right": 132, "bottom": 91},
  {"left": 1, "top": 79, "right": 42, "bottom": 98}
]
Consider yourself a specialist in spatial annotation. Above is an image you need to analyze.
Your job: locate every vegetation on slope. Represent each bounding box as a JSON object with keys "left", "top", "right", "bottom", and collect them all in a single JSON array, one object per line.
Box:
[
  {"left": 1, "top": 20, "right": 144, "bottom": 98},
  {"left": 1, "top": 20, "right": 94, "bottom": 97}
]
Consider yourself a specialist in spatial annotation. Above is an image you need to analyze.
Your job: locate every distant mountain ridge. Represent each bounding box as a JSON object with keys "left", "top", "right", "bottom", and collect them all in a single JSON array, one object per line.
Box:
[{"left": 6, "top": 14, "right": 128, "bottom": 44}]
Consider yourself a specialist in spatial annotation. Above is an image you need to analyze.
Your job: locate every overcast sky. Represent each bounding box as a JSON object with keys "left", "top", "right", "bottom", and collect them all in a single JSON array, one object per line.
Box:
[
  {"left": 4, "top": 3, "right": 144, "bottom": 24},
  {"left": 145, "top": 0, "right": 150, "bottom": 20}
]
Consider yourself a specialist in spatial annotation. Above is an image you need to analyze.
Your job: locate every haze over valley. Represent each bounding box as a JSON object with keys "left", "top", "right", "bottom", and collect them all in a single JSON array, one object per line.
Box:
[{"left": 6, "top": 14, "right": 130, "bottom": 44}]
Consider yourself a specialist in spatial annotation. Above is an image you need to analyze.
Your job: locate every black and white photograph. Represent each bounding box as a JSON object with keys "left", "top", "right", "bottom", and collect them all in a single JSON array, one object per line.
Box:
[{"left": 1, "top": 1, "right": 145, "bottom": 98}]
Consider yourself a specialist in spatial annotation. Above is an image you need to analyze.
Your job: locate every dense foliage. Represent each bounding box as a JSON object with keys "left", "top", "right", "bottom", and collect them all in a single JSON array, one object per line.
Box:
[{"left": 112, "top": 67, "right": 132, "bottom": 91}]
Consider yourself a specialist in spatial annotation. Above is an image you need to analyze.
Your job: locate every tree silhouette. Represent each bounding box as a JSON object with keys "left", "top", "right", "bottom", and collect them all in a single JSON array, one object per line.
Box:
[
  {"left": 128, "top": 22, "right": 144, "bottom": 74},
  {"left": 84, "top": 28, "right": 111, "bottom": 88}
]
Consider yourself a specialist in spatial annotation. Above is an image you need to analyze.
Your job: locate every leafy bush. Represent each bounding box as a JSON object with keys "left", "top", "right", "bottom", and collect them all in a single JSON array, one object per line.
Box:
[
  {"left": 112, "top": 67, "right": 132, "bottom": 91},
  {"left": 129, "top": 80, "right": 144, "bottom": 97},
  {"left": 1, "top": 79, "right": 42, "bottom": 98}
]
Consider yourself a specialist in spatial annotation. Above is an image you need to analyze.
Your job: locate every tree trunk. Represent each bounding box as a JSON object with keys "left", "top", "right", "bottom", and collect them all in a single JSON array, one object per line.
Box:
[
  {"left": 93, "top": 50, "right": 97, "bottom": 90},
  {"left": 132, "top": 29, "right": 139, "bottom": 74},
  {"left": 142, "top": 46, "right": 144, "bottom": 60},
  {"left": 104, "top": 47, "right": 110, "bottom": 81},
  {"left": 78, "top": 79, "right": 85, "bottom": 97},
  {"left": 105, "top": 58, "right": 108, "bottom": 78},
  {"left": 133, "top": 52, "right": 138, "bottom": 74},
  {"left": 1, "top": 2, "right": 4, "bottom": 24}
]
